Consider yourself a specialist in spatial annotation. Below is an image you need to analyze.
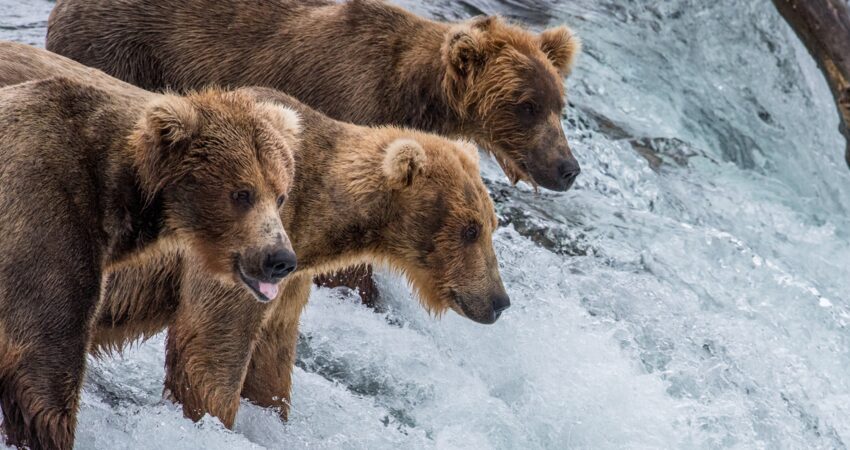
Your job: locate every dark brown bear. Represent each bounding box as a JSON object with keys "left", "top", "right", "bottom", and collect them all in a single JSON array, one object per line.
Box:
[
  {"left": 0, "top": 75, "right": 300, "bottom": 449},
  {"left": 46, "top": 0, "right": 582, "bottom": 190},
  {"left": 0, "top": 43, "right": 510, "bottom": 428}
]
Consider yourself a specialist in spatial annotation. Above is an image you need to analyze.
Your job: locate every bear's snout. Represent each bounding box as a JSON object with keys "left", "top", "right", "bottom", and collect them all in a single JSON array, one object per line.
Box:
[
  {"left": 522, "top": 115, "right": 582, "bottom": 192},
  {"left": 556, "top": 157, "right": 581, "bottom": 191},
  {"left": 237, "top": 244, "right": 297, "bottom": 303},
  {"left": 455, "top": 289, "right": 511, "bottom": 325},
  {"left": 525, "top": 152, "right": 581, "bottom": 192},
  {"left": 492, "top": 292, "right": 511, "bottom": 320},
  {"left": 263, "top": 249, "right": 297, "bottom": 280}
]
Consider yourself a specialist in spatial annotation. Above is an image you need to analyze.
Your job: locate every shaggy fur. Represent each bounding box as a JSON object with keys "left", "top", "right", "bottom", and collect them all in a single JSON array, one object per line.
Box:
[
  {"left": 0, "top": 44, "right": 508, "bottom": 427},
  {"left": 46, "top": 0, "right": 582, "bottom": 190},
  {"left": 0, "top": 64, "right": 300, "bottom": 449}
]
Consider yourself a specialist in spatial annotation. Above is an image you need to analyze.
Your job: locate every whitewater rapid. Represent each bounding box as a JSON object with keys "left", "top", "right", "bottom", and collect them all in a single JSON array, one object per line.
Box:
[{"left": 1, "top": 0, "right": 849, "bottom": 448}]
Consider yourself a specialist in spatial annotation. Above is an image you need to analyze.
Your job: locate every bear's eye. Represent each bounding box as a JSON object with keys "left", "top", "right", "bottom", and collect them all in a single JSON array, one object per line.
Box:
[
  {"left": 231, "top": 189, "right": 254, "bottom": 207},
  {"left": 518, "top": 102, "right": 537, "bottom": 118},
  {"left": 462, "top": 223, "right": 481, "bottom": 244},
  {"left": 276, "top": 194, "right": 287, "bottom": 208}
]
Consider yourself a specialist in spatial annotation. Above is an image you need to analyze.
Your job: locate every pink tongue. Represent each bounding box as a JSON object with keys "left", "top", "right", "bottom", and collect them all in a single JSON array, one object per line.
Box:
[{"left": 258, "top": 282, "right": 279, "bottom": 300}]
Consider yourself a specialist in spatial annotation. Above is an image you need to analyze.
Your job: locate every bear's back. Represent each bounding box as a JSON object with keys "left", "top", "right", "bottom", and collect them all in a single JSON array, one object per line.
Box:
[
  {"left": 0, "top": 78, "right": 138, "bottom": 201},
  {"left": 0, "top": 42, "right": 148, "bottom": 104},
  {"left": 0, "top": 77, "right": 126, "bottom": 156}
]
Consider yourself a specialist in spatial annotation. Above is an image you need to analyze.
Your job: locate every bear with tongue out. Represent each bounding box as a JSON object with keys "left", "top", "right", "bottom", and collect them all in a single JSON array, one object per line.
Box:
[{"left": 0, "top": 73, "right": 301, "bottom": 450}]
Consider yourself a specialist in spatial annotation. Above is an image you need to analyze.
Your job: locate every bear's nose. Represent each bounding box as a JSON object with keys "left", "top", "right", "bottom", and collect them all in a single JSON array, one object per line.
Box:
[
  {"left": 557, "top": 158, "right": 581, "bottom": 190},
  {"left": 264, "top": 249, "right": 297, "bottom": 280},
  {"left": 492, "top": 292, "right": 511, "bottom": 319}
]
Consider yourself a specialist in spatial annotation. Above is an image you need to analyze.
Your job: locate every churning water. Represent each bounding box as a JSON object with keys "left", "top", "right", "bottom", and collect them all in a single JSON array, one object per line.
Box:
[{"left": 1, "top": 0, "right": 849, "bottom": 448}]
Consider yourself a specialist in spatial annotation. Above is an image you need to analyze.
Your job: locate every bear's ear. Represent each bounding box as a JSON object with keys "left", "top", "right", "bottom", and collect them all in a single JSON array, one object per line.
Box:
[
  {"left": 469, "top": 15, "right": 498, "bottom": 32},
  {"left": 455, "top": 139, "right": 480, "bottom": 166},
  {"left": 133, "top": 95, "right": 200, "bottom": 196},
  {"left": 257, "top": 102, "right": 301, "bottom": 142},
  {"left": 383, "top": 138, "right": 427, "bottom": 189},
  {"left": 539, "top": 26, "right": 581, "bottom": 77},
  {"left": 443, "top": 24, "right": 486, "bottom": 80}
]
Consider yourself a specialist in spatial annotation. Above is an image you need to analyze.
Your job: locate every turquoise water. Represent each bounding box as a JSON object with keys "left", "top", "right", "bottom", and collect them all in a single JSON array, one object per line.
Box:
[{"left": 2, "top": 1, "right": 849, "bottom": 448}]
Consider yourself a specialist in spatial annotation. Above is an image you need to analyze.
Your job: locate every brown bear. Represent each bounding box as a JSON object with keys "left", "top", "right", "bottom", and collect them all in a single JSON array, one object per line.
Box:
[
  {"left": 46, "top": 0, "right": 582, "bottom": 190},
  {"left": 45, "top": 0, "right": 582, "bottom": 305},
  {"left": 0, "top": 43, "right": 510, "bottom": 428},
  {"left": 0, "top": 74, "right": 301, "bottom": 449}
]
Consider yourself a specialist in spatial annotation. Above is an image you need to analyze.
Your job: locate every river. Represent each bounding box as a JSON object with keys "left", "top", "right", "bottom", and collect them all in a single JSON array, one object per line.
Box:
[{"left": 1, "top": 1, "right": 849, "bottom": 448}]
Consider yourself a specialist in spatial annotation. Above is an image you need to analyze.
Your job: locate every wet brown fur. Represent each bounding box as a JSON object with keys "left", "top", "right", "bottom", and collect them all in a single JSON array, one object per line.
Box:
[
  {"left": 46, "top": 0, "right": 581, "bottom": 188},
  {"left": 0, "top": 44, "right": 506, "bottom": 428},
  {"left": 0, "top": 324, "right": 27, "bottom": 382},
  {"left": 0, "top": 53, "right": 300, "bottom": 449}
]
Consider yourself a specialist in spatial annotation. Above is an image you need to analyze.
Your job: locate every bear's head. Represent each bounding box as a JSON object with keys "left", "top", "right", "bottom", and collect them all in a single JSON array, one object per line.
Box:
[
  {"left": 131, "top": 90, "right": 300, "bottom": 302},
  {"left": 442, "top": 16, "right": 582, "bottom": 191},
  {"left": 369, "top": 132, "right": 509, "bottom": 324}
]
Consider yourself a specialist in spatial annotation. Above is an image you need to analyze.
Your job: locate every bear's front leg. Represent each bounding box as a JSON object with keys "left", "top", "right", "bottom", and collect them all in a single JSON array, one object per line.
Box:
[
  {"left": 163, "top": 263, "right": 269, "bottom": 428},
  {"left": 2, "top": 340, "right": 87, "bottom": 450},
  {"left": 241, "top": 274, "right": 312, "bottom": 420},
  {"left": 0, "top": 246, "right": 100, "bottom": 450},
  {"left": 92, "top": 248, "right": 185, "bottom": 354}
]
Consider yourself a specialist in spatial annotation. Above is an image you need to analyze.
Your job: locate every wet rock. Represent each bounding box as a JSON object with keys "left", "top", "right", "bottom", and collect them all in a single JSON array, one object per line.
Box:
[
  {"left": 627, "top": 136, "right": 716, "bottom": 170},
  {"left": 487, "top": 180, "right": 594, "bottom": 257},
  {"left": 573, "top": 105, "right": 632, "bottom": 140}
]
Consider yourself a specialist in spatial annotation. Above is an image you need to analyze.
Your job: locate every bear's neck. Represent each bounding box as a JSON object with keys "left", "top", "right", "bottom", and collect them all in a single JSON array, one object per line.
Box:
[
  {"left": 100, "top": 136, "right": 168, "bottom": 266},
  {"left": 394, "top": 29, "right": 466, "bottom": 139},
  {"left": 282, "top": 118, "right": 392, "bottom": 273},
  {"left": 315, "top": 0, "right": 466, "bottom": 138},
  {"left": 240, "top": 87, "right": 400, "bottom": 273}
]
